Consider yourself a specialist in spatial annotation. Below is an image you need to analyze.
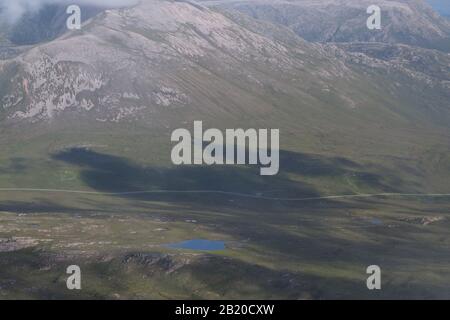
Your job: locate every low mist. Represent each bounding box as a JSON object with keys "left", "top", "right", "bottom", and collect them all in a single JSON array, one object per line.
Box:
[{"left": 0, "top": 0, "right": 139, "bottom": 24}]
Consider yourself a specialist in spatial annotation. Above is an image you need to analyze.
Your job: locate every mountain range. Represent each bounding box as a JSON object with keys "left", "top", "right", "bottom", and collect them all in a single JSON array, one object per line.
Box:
[
  {"left": 201, "top": 0, "right": 450, "bottom": 51},
  {"left": 0, "top": 0, "right": 449, "bottom": 299}
]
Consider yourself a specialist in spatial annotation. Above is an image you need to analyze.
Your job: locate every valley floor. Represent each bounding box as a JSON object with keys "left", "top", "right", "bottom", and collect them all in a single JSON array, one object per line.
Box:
[{"left": 0, "top": 191, "right": 449, "bottom": 299}]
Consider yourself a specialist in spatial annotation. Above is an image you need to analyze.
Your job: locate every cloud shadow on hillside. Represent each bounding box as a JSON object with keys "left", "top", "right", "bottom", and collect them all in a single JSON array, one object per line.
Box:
[{"left": 50, "top": 147, "right": 402, "bottom": 208}]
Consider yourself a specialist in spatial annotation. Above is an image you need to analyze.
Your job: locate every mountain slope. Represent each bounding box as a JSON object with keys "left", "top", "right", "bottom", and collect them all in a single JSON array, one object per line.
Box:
[
  {"left": 337, "top": 41, "right": 450, "bottom": 82},
  {"left": 0, "top": 0, "right": 448, "bottom": 125}
]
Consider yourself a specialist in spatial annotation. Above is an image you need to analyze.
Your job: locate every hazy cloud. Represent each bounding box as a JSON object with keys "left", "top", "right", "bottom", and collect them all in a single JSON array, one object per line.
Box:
[{"left": 0, "top": 0, "right": 139, "bottom": 24}]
